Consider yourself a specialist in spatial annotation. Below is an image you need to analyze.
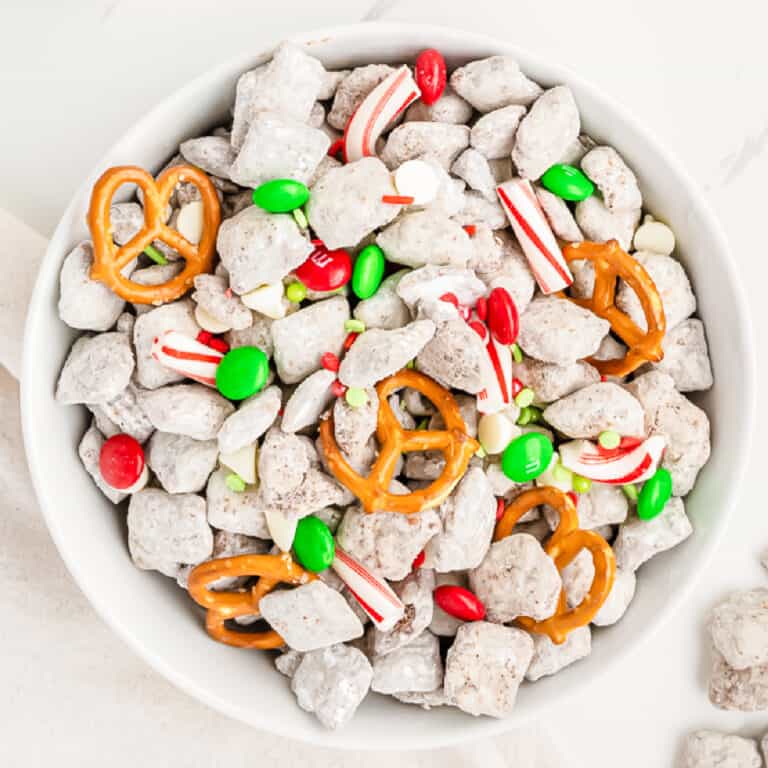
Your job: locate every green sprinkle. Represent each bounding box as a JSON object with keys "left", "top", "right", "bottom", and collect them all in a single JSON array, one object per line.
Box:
[
  {"left": 292, "top": 207, "right": 309, "bottom": 230},
  {"left": 598, "top": 430, "right": 621, "bottom": 449},
  {"left": 528, "top": 406, "right": 543, "bottom": 423},
  {"left": 517, "top": 406, "right": 534, "bottom": 426},
  {"left": 345, "top": 387, "right": 368, "bottom": 408},
  {"left": 416, "top": 418, "right": 430, "bottom": 430},
  {"left": 285, "top": 282, "right": 307, "bottom": 303},
  {"left": 475, "top": 445, "right": 487, "bottom": 458},
  {"left": 144, "top": 244, "right": 168, "bottom": 265},
  {"left": 406, "top": 359, "right": 415, "bottom": 369},
  {"left": 622, "top": 483, "right": 639, "bottom": 501},
  {"left": 552, "top": 462, "right": 573, "bottom": 485},
  {"left": 510, "top": 343, "right": 523, "bottom": 363},
  {"left": 514, "top": 387, "right": 535, "bottom": 408},
  {"left": 344, "top": 319, "right": 366, "bottom": 333},
  {"left": 572, "top": 474, "right": 592, "bottom": 493},
  {"left": 225, "top": 473, "right": 246, "bottom": 493}
]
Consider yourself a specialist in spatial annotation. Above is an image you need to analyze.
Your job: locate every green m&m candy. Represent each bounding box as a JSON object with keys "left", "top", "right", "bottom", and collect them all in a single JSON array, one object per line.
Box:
[
  {"left": 252, "top": 179, "right": 310, "bottom": 213},
  {"left": 352, "top": 244, "right": 386, "bottom": 299},
  {"left": 540, "top": 164, "right": 594, "bottom": 202},
  {"left": 292, "top": 516, "right": 335, "bottom": 572},
  {"left": 637, "top": 467, "right": 673, "bottom": 521},
  {"left": 216, "top": 346, "right": 269, "bottom": 400},
  {"left": 501, "top": 432, "right": 554, "bottom": 482}
]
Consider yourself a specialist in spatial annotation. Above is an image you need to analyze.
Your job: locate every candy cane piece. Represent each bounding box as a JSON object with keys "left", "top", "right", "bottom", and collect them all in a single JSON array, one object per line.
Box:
[
  {"left": 331, "top": 546, "right": 405, "bottom": 631},
  {"left": 472, "top": 318, "right": 515, "bottom": 415},
  {"left": 497, "top": 179, "right": 573, "bottom": 294},
  {"left": 343, "top": 65, "right": 421, "bottom": 163},
  {"left": 150, "top": 329, "right": 223, "bottom": 387},
  {"left": 559, "top": 435, "right": 666, "bottom": 484}
]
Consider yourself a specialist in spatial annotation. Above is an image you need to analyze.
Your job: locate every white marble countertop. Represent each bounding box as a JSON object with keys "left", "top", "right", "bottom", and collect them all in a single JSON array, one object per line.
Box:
[{"left": 2, "top": 1, "right": 768, "bottom": 765}]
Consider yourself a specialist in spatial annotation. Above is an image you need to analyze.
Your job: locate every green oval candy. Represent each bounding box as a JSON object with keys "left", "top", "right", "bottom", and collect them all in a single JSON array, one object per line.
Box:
[
  {"left": 637, "top": 467, "right": 673, "bottom": 521},
  {"left": 252, "top": 179, "right": 310, "bottom": 213},
  {"left": 352, "top": 245, "right": 386, "bottom": 299},
  {"left": 293, "top": 516, "right": 335, "bottom": 572},
  {"left": 501, "top": 432, "right": 553, "bottom": 482},
  {"left": 216, "top": 346, "right": 269, "bottom": 401},
  {"left": 540, "top": 164, "right": 594, "bottom": 202}
]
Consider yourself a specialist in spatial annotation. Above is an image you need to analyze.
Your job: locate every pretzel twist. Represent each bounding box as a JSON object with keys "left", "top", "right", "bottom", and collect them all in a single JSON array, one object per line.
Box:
[
  {"left": 319, "top": 369, "right": 479, "bottom": 514},
  {"left": 562, "top": 239, "right": 665, "bottom": 377},
  {"left": 87, "top": 164, "right": 221, "bottom": 304},
  {"left": 187, "top": 554, "right": 315, "bottom": 649},
  {"left": 495, "top": 486, "right": 616, "bottom": 644}
]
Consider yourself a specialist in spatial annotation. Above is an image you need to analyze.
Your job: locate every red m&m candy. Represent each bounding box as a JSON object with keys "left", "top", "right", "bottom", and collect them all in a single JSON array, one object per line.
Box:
[
  {"left": 487, "top": 286, "right": 519, "bottom": 345},
  {"left": 295, "top": 241, "right": 352, "bottom": 291},
  {"left": 415, "top": 49, "right": 447, "bottom": 106},
  {"left": 433, "top": 585, "right": 486, "bottom": 621},
  {"left": 99, "top": 434, "right": 145, "bottom": 490}
]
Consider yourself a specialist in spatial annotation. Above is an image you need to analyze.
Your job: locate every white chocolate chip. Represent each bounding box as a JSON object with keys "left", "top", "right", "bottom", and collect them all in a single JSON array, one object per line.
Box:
[
  {"left": 194, "top": 304, "right": 232, "bottom": 333},
  {"left": 177, "top": 200, "right": 205, "bottom": 244},
  {"left": 632, "top": 216, "right": 675, "bottom": 256},
  {"left": 219, "top": 442, "right": 258, "bottom": 484},
  {"left": 240, "top": 282, "right": 288, "bottom": 319},
  {"left": 395, "top": 159, "right": 440, "bottom": 205},
  {"left": 478, "top": 412, "right": 521, "bottom": 455}
]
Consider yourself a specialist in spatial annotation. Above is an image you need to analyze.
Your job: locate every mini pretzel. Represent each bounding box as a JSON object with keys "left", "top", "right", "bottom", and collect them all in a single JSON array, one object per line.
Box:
[
  {"left": 495, "top": 486, "right": 616, "bottom": 644},
  {"left": 320, "top": 369, "right": 479, "bottom": 514},
  {"left": 562, "top": 239, "right": 665, "bottom": 377},
  {"left": 87, "top": 164, "right": 221, "bottom": 304},
  {"left": 187, "top": 553, "right": 315, "bottom": 649}
]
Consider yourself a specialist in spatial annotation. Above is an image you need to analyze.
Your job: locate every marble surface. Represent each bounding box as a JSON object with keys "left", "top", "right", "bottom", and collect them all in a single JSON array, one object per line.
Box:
[{"left": 2, "top": 0, "right": 768, "bottom": 765}]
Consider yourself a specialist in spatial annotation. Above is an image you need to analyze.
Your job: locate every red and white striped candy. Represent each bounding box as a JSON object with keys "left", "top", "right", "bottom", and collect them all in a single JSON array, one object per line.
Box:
[
  {"left": 470, "top": 317, "right": 515, "bottom": 415},
  {"left": 497, "top": 179, "right": 573, "bottom": 294},
  {"left": 150, "top": 330, "right": 224, "bottom": 387},
  {"left": 331, "top": 546, "right": 405, "bottom": 631},
  {"left": 559, "top": 435, "right": 666, "bottom": 485},
  {"left": 343, "top": 65, "right": 421, "bottom": 163}
]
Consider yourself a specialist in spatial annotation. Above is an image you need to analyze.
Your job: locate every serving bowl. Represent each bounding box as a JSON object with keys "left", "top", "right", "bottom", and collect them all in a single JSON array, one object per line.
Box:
[{"left": 21, "top": 22, "right": 754, "bottom": 751}]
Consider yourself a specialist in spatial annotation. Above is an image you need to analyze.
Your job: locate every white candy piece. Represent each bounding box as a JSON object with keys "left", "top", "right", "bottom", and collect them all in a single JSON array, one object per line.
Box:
[
  {"left": 344, "top": 65, "right": 421, "bottom": 163},
  {"left": 240, "top": 282, "right": 288, "bottom": 319},
  {"left": 150, "top": 330, "right": 223, "bottom": 388},
  {"left": 194, "top": 304, "right": 232, "bottom": 334},
  {"left": 265, "top": 507, "right": 299, "bottom": 552},
  {"left": 219, "top": 442, "right": 258, "bottom": 485},
  {"left": 176, "top": 200, "right": 204, "bottom": 244},
  {"left": 478, "top": 412, "right": 520, "bottom": 455},
  {"left": 559, "top": 435, "right": 666, "bottom": 485},
  {"left": 632, "top": 215, "right": 675, "bottom": 256},
  {"left": 331, "top": 546, "right": 405, "bottom": 632},
  {"left": 497, "top": 179, "right": 573, "bottom": 294},
  {"left": 394, "top": 160, "right": 440, "bottom": 205}
]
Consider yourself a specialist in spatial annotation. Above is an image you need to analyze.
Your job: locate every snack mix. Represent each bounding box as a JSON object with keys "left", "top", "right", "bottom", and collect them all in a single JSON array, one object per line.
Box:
[{"left": 57, "top": 42, "right": 714, "bottom": 730}]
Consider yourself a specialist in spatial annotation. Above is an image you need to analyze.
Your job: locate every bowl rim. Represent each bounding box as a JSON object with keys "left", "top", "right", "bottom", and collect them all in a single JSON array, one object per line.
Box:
[{"left": 21, "top": 21, "right": 756, "bottom": 750}]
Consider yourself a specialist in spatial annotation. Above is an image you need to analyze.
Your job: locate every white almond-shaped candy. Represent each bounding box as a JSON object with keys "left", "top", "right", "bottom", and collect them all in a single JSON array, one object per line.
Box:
[
  {"left": 265, "top": 508, "right": 299, "bottom": 552},
  {"left": 195, "top": 304, "right": 232, "bottom": 333},
  {"left": 219, "top": 442, "right": 258, "bottom": 485},
  {"left": 477, "top": 412, "right": 520, "bottom": 455},
  {"left": 281, "top": 369, "right": 336, "bottom": 433},
  {"left": 177, "top": 200, "right": 205, "bottom": 244},
  {"left": 240, "top": 282, "right": 288, "bottom": 319}
]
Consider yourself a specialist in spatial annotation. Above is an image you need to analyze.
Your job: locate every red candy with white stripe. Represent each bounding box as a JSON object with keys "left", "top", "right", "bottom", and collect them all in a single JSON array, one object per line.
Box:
[
  {"left": 559, "top": 435, "right": 666, "bottom": 484},
  {"left": 151, "top": 330, "right": 224, "bottom": 387},
  {"left": 497, "top": 179, "right": 573, "bottom": 294}
]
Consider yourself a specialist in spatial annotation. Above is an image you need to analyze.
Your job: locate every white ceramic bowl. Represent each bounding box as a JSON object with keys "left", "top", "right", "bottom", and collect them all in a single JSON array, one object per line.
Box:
[{"left": 22, "top": 22, "right": 754, "bottom": 751}]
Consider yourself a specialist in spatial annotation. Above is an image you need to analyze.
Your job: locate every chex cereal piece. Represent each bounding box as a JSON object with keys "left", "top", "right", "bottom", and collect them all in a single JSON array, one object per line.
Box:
[
  {"left": 592, "top": 567, "right": 636, "bottom": 626},
  {"left": 139, "top": 384, "right": 234, "bottom": 441},
  {"left": 526, "top": 626, "right": 592, "bottom": 681},
  {"left": 271, "top": 296, "right": 349, "bottom": 384},
  {"left": 542, "top": 482, "right": 628, "bottom": 531},
  {"left": 397, "top": 265, "right": 486, "bottom": 316},
  {"left": 371, "top": 631, "right": 443, "bottom": 694},
  {"left": 146, "top": 431, "right": 218, "bottom": 494},
  {"left": 613, "top": 497, "right": 692, "bottom": 572},
  {"left": 542, "top": 382, "right": 645, "bottom": 439},
  {"left": 333, "top": 386, "right": 379, "bottom": 455},
  {"left": 259, "top": 580, "right": 364, "bottom": 652},
  {"left": 336, "top": 505, "right": 441, "bottom": 581},
  {"left": 405, "top": 85, "right": 473, "bottom": 124},
  {"left": 58, "top": 242, "right": 125, "bottom": 331},
  {"left": 353, "top": 270, "right": 411, "bottom": 330},
  {"left": 682, "top": 731, "right": 761, "bottom": 767},
  {"left": 217, "top": 385, "right": 282, "bottom": 454},
  {"left": 216, "top": 206, "right": 312, "bottom": 294},
  {"left": 644, "top": 318, "right": 713, "bottom": 392},
  {"left": 275, "top": 649, "right": 303, "bottom": 678},
  {"left": 205, "top": 468, "right": 270, "bottom": 537},
  {"left": 429, "top": 572, "right": 469, "bottom": 637},
  {"left": 338, "top": 320, "right": 436, "bottom": 388},
  {"left": 179, "top": 136, "right": 237, "bottom": 179},
  {"left": 424, "top": 467, "right": 496, "bottom": 572},
  {"left": 469, "top": 534, "right": 561, "bottom": 622},
  {"left": 575, "top": 196, "right": 640, "bottom": 251},
  {"left": 88, "top": 382, "right": 154, "bottom": 443},
  {"left": 534, "top": 186, "right": 584, "bottom": 242},
  {"left": 78, "top": 423, "right": 128, "bottom": 504},
  {"left": 454, "top": 190, "right": 507, "bottom": 230},
  {"left": 281, "top": 369, "right": 336, "bottom": 433},
  {"left": 393, "top": 687, "right": 453, "bottom": 710},
  {"left": 291, "top": 644, "right": 373, "bottom": 730},
  {"left": 327, "top": 64, "right": 395, "bottom": 130},
  {"left": 709, "top": 590, "right": 768, "bottom": 670},
  {"left": 226, "top": 314, "right": 274, "bottom": 357},
  {"left": 371, "top": 567, "right": 436, "bottom": 657},
  {"left": 470, "top": 104, "right": 527, "bottom": 159},
  {"left": 512, "top": 359, "right": 599, "bottom": 404},
  {"left": 192, "top": 274, "right": 252, "bottom": 331},
  {"left": 56, "top": 333, "right": 134, "bottom": 405},
  {"left": 127, "top": 489, "right": 213, "bottom": 578},
  {"left": 449, "top": 56, "right": 542, "bottom": 112},
  {"left": 416, "top": 318, "right": 486, "bottom": 394},
  {"left": 382, "top": 122, "right": 470, "bottom": 171},
  {"left": 109, "top": 202, "right": 144, "bottom": 245},
  {"left": 709, "top": 652, "right": 768, "bottom": 712},
  {"left": 580, "top": 146, "right": 642, "bottom": 212},
  {"left": 451, "top": 149, "right": 497, "bottom": 201},
  {"left": 444, "top": 622, "right": 534, "bottom": 717}
]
